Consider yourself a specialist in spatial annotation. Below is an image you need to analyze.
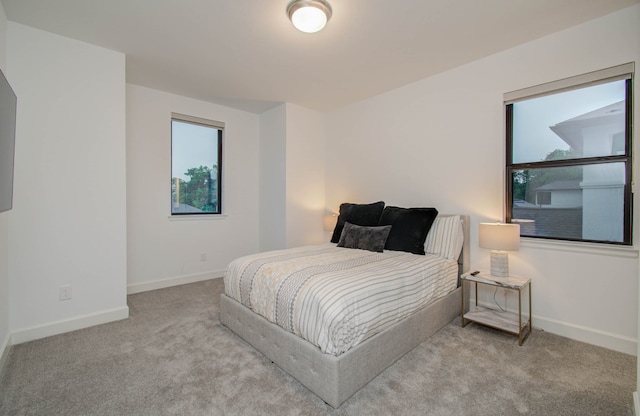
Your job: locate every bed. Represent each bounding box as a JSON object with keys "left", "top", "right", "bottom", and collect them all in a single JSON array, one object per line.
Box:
[{"left": 220, "top": 210, "right": 470, "bottom": 408}]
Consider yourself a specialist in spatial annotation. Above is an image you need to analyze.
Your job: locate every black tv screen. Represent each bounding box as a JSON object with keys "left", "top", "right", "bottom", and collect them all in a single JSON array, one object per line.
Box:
[{"left": 0, "top": 68, "right": 16, "bottom": 213}]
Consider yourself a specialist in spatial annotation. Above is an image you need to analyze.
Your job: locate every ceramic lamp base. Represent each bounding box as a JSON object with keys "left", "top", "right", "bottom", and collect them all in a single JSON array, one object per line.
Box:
[{"left": 490, "top": 251, "right": 509, "bottom": 277}]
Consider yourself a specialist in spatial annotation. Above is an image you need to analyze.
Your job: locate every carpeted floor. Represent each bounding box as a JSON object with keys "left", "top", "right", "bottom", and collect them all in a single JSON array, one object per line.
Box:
[{"left": 0, "top": 278, "right": 635, "bottom": 415}]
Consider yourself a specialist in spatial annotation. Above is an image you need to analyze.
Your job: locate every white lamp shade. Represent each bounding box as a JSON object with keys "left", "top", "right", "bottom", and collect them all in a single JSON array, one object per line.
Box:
[{"left": 479, "top": 223, "right": 520, "bottom": 251}]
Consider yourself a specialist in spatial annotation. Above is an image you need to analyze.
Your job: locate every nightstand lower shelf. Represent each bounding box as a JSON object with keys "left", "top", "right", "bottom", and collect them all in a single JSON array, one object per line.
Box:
[{"left": 463, "top": 306, "right": 528, "bottom": 335}]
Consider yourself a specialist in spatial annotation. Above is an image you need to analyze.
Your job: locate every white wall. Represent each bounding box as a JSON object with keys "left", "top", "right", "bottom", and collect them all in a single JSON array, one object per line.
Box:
[
  {"left": 326, "top": 5, "right": 640, "bottom": 355},
  {"left": 126, "top": 84, "right": 260, "bottom": 293},
  {"left": 258, "top": 103, "right": 326, "bottom": 251},
  {"left": 259, "top": 104, "right": 287, "bottom": 251},
  {"left": 7, "top": 23, "right": 128, "bottom": 343},
  {"left": 284, "top": 103, "right": 326, "bottom": 248},
  {"left": 0, "top": 1, "right": 10, "bottom": 370}
]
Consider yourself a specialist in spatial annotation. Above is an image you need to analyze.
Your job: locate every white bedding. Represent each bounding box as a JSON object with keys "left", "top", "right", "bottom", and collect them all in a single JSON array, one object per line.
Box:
[{"left": 224, "top": 244, "right": 458, "bottom": 355}]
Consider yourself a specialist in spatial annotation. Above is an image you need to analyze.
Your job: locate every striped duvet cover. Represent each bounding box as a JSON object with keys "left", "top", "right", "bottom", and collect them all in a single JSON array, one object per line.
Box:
[{"left": 224, "top": 244, "right": 459, "bottom": 356}]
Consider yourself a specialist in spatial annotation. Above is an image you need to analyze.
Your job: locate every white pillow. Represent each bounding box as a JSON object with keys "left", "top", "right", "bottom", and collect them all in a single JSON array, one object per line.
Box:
[{"left": 424, "top": 215, "right": 464, "bottom": 260}]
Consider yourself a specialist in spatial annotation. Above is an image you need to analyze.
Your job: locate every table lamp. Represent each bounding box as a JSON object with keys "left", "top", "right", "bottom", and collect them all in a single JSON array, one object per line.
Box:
[{"left": 479, "top": 222, "right": 520, "bottom": 277}]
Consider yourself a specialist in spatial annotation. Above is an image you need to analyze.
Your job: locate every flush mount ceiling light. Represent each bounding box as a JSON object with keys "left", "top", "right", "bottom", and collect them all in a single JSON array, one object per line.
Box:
[{"left": 287, "top": 0, "right": 332, "bottom": 33}]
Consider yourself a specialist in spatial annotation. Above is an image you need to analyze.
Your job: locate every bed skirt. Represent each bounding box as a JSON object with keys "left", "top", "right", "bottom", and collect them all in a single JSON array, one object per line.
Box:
[{"left": 219, "top": 286, "right": 462, "bottom": 408}]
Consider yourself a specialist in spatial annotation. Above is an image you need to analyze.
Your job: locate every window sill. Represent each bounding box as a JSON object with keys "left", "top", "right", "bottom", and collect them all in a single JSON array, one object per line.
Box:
[
  {"left": 521, "top": 237, "right": 639, "bottom": 259},
  {"left": 168, "top": 214, "right": 228, "bottom": 221}
]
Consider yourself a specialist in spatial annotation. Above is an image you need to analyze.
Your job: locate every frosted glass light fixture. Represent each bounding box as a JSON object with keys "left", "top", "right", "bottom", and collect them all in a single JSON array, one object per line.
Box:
[
  {"left": 287, "top": 0, "right": 332, "bottom": 33},
  {"left": 479, "top": 223, "right": 520, "bottom": 277}
]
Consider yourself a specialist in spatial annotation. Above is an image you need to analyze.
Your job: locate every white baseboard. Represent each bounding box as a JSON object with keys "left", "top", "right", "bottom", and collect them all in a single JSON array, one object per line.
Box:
[
  {"left": 11, "top": 306, "right": 129, "bottom": 345},
  {"left": 475, "top": 296, "right": 637, "bottom": 355},
  {"left": 0, "top": 331, "right": 11, "bottom": 373},
  {"left": 8, "top": 270, "right": 222, "bottom": 347},
  {"left": 127, "top": 270, "right": 224, "bottom": 295},
  {"left": 634, "top": 391, "right": 639, "bottom": 416},
  {"left": 533, "top": 315, "right": 636, "bottom": 356}
]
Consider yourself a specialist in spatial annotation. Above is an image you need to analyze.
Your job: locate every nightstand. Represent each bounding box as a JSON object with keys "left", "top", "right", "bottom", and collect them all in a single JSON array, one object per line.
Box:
[{"left": 461, "top": 271, "right": 532, "bottom": 345}]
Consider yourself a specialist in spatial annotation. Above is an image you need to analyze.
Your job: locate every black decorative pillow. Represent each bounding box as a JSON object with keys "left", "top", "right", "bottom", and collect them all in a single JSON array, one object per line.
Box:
[
  {"left": 337, "top": 222, "right": 392, "bottom": 253},
  {"left": 330, "top": 201, "right": 385, "bottom": 243},
  {"left": 378, "top": 206, "right": 439, "bottom": 255}
]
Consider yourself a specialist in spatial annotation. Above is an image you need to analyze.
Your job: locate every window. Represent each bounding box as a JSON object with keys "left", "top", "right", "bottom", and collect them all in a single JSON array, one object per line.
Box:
[
  {"left": 505, "top": 63, "right": 633, "bottom": 245},
  {"left": 171, "top": 113, "right": 223, "bottom": 215},
  {"left": 536, "top": 191, "right": 551, "bottom": 206}
]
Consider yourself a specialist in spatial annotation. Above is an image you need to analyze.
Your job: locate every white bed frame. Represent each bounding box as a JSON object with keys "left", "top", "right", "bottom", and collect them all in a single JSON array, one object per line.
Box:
[{"left": 219, "top": 215, "right": 470, "bottom": 408}]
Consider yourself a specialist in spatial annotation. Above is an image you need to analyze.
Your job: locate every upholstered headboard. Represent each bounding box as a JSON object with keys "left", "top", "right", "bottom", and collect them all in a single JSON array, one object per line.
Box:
[{"left": 436, "top": 214, "right": 470, "bottom": 277}]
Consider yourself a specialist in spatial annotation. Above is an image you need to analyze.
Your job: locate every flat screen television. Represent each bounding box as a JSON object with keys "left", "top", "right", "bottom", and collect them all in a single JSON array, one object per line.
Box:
[{"left": 0, "top": 68, "right": 16, "bottom": 213}]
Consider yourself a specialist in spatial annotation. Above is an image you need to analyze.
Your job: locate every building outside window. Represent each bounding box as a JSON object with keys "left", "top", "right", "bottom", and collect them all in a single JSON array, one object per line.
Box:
[
  {"left": 171, "top": 113, "right": 223, "bottom": 215},
  {"left": 505, "top": 63, "right": 633, "bottom": 244}
]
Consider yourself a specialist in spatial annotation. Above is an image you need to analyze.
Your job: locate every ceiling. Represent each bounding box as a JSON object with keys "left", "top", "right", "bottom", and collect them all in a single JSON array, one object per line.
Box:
[{"left": 2, "top": 0, "right": 638, "bottom": 114}]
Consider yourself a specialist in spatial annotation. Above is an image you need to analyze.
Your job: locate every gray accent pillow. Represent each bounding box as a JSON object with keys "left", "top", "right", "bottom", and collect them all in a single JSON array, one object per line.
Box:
[
  {"left": 330, "top": 201, "right": 385, "bottom": 243},
  {"left": 337, "top": 222, "right": 392, "bottom": 253}
]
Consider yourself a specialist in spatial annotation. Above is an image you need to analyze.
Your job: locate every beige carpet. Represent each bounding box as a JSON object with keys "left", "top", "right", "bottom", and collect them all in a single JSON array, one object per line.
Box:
[{"left": 0, "top": 278, "right": 635, "bottom": 415}]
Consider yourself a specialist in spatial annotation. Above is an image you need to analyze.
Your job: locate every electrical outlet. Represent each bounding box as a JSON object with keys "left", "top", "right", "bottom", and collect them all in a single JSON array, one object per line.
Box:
[
  {"left": 59, "top": 285, "right": 72, "bottom": 301},
  {"left": 200, "top": 253, "right": 207, "bottom": 262}
]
